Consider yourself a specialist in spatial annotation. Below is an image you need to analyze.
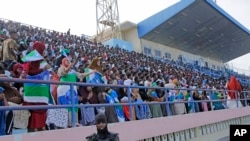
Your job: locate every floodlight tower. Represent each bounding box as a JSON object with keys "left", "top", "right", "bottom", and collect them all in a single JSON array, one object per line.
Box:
[{"left": 96, "top": 0, "right": 121, "bottom": 43}]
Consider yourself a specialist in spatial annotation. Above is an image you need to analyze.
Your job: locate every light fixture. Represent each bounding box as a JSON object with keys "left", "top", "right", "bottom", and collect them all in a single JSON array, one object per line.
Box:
[
  {"left": 182, "top": 28, "right": 188, "bottom": 32},
  {"left": 196, "top": 19, "right": 201, "bottom": 24},
  {"left": 181, "top": 12, "right": 187, "bottom": 16},
  {"left": 208, "top": 27, "right": 213, "bottom": 30},
  {"left": 168, "top": 36, "right": 175, "bottom": 39},
  {"left": 167, "top": 21, "right": 173, "bottom": 25},
  {"left": 154, "top": 30, "right": 160, "bottom": 34}
]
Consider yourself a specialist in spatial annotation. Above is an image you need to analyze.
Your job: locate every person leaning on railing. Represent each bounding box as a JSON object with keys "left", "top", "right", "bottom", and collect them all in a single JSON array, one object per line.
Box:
[{"left": 0, "top": 86, "right": 9, "bottom": 136}]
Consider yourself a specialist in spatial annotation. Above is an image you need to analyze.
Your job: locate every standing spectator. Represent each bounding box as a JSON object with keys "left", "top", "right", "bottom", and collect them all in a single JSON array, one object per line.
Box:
[
  {"left": 210, "top": 89, "right": 225, "bottom": 110},
  {"left": 132, "top": 84, "right": 152, "bottom": 120},
  {"left": 85, "top": 57, "right": 106, "bottom": 114},
  {"left": 24, "top": 41, "right": 51, "bottom": 132},
  {"left": 147, "top": 83, "right": 163, "bottom": 118},
  {"left": 192, "top": 91, "right": 202, "bottom": 112},
  {"left": 201, "top": 91, "right": 209, "bottom": 111},
  {"left": 67, "top": 29, "right": 70, "bottom": 35},
  {"left": 0, "top": 86, "right": 8, "bottom": 136},
  {"left": 11, "top": 63, "right": 24, "bottom": 91},
  {"left": 78, "top": 85, "right": 96, "bottom": 126},
  {"left": 57, "top": 58, "right": 94, "bottom": 127},
  {"left": 164, "top": 78, "right": 177, "bottom": 116},
  {"left": 55, "top": 48, "right": 70, "bottom": 70},
  {"left": 227, "top": 76, "right": 242, "bottom": 99},
  {"left": 1, "top": 30, "right": 19, "bottom": 63},
  {"left": 103, "top": 87, "right": 125, "bottom": 122}
]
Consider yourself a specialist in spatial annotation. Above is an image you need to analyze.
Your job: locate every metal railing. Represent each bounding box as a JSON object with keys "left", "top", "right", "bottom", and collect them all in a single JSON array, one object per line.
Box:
[{"left": 0, "top": 77, "right": 249, "bottom": 128}]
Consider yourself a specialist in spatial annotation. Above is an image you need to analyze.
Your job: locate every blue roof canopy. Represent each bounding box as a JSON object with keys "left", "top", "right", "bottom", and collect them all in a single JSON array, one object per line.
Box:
[{"left": 137, "top": 0, "right": 250, "bottom": 62}]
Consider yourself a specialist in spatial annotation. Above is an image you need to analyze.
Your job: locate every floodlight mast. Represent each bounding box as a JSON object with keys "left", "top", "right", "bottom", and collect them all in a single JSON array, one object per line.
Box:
[{"left": 96, "top": 0, "right": 121, "bottom": 43}]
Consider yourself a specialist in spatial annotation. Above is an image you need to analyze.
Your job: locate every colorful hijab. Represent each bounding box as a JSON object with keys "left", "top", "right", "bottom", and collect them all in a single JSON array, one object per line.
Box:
[
  {"left": 227, "top": 76, "right": 242, "bottom": 99},
  {"left": 33, "top": 41, "right": 45, "bottom": 55},
  {"left": 61, "top": 58, "right": 69, "bottom": 68},
  {"left": 12, "top": 63, "right": 23, "bottom": 78},
  {"left": 88, "top": 57, "right": 103, "bottom": 75}
]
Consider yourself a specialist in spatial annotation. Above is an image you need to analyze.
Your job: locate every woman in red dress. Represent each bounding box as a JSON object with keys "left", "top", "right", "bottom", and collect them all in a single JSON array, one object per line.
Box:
[{"left": 24, "top": 41, "right": 51, "bottom": 132}]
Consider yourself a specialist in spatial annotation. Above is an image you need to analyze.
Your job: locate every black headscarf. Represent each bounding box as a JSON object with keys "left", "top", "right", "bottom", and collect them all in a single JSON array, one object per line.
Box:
[{"left": 95, "top": 113, "right": 109, "bottom": 139}]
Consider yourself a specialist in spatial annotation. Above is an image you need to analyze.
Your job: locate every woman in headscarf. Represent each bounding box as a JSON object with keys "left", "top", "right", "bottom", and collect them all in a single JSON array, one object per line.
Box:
[
  {"left": 26, "top": 42, "right": 50, "bottom": 75},
  {"left": 11, "top": 63, "right": 24, "bottom": 91},
  {"left": 226, "top": 76, "right": 243, "bottom": 108},
  {"left": 24, "top": 41, "right": 51, "bottom": 132},
  {"left": 227, "top": 76, "right": 242, "bottom": 99},
  {"left": 11, "top": 63, "right": 23, "bottom": 78},
  {"left": 86, "top": 113, "right": 119, "bottom": 141},
  {"left": 57, "top": 58, "right": 95, "bottom": 128},
  {"left": 55, "top": 48, "right": 70, "bottom": 70},
  {"left": 78, "top": 84, "right": 96, "bottom": 126},
  {"left": 87, "top": 57, "right": 104, "bottom": 76},
  {"left": 78, "top": 57, "right": 105, "bottom": 126},
  {"left": 85, "top": 57, "right": 107, "bottom": 114}
]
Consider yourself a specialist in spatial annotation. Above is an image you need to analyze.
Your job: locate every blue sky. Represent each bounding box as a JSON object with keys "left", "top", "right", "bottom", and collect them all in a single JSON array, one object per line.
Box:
[{"left": 0, "top": 0, "right": 249, "bottom": 71}]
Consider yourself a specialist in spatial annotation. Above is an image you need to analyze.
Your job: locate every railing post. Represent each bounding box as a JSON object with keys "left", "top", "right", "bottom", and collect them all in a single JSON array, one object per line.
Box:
[
  {"left": 244, "top": 91, "right": 247, "bottom": 107},
  {"left": 209, "top": 91, "right": 214, "bottom": 111},
  {"left": 222, "top": 90, "right": 228, "bottom": 109},
  {"left": 127, "top": 85, "right": 133, "bottom": 121},
  {"left": 165, "top": 88, "right": 171, "bottom": 116},
  {"left": 190, "top": 91, "right": 195, "bottom": 113},
  {"left": 235, "top": 91, "right": 239, "bottom": 108},
  {"left": 70, "top": 84, "right": 76, "bottom": 127}
]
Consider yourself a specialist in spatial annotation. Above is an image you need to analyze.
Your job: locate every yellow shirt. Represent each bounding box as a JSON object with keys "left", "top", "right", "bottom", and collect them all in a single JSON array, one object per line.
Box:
[{"left": 1, "top": 38, "right": 18, "bottom": 62}]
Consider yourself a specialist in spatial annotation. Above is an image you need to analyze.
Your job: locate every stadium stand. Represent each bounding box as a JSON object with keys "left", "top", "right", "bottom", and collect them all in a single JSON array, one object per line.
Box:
[{"left": 0, "top": 18, "right": 250, "bottom": 136}]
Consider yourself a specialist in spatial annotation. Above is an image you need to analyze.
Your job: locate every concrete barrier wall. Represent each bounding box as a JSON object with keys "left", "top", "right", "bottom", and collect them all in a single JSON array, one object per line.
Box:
[{"left": 1, "top": 107, "right": 250, "bottom": 141}]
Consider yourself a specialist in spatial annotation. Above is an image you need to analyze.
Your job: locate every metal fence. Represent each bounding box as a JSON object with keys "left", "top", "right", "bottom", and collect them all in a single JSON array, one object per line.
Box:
[{"left": 0, "top": 77, "right": 249, "bottom": 128}]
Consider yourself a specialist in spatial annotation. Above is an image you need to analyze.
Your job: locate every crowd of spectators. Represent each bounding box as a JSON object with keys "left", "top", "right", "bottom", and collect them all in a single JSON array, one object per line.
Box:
[{"left": 0, "top": 18, "right": 250, "bottom": 135}]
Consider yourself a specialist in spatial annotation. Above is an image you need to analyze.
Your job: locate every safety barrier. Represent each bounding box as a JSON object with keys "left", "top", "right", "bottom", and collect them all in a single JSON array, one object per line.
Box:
[
  {"left": 0, "top": 77, "right": 249, "bottom": 124},
  {"left": 0, "top": 77, "right": 250, "bottom": 140},
  {"left": 1, "top": 107, "right": 250, "bottom": 141}
]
